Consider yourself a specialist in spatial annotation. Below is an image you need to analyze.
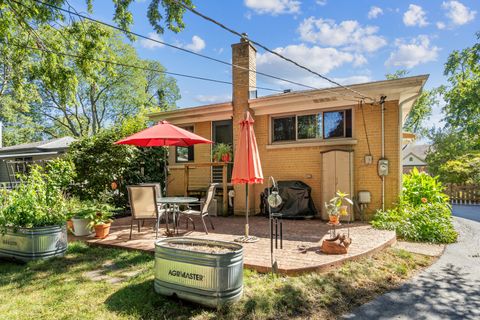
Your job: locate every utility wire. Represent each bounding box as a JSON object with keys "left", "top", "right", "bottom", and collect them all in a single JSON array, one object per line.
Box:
[
  {"left": 3, "top": 41, "right": 283, "bottom": 92},
  {"left": 176, "top": 0, "right": 375, "bottom": 102},
  {"left": 24, "top": 0, "right": 322, "bottom": 92},
  {"left": 13, "top": 0, "right": 368, "bottom": 102}
]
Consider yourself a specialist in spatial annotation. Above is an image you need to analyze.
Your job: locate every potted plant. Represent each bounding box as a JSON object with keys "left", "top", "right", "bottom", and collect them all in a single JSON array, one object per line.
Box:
[
  {"left": 71, "top": 207, "right": 93, "bottom": 237},
  {"left": 212, "top": 143, "right": 232, "bottom": 162},
  {"left": 65, "top": 197, "right": 82, "bottom": 234},
  {"left": 83, "top": 202, "right": 117, "bottom": 239},
  {"left": 0, "top": 165, "right": 68, "bottom": 262},
  {"left": 325, "top": 191, "right": 353, "bottom": 224}
]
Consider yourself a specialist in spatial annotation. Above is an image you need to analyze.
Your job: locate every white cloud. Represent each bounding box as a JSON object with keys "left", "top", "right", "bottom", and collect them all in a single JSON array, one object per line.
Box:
[
  {"left": 368, "top": 6, "right": 383, "bottom": 19},
  {"left": 298, "top": 17, "right": 387, "bottom": 53},
  {"left": 403, "top": 4, "right": 428, "bottom": 27},
  {"left": 442, "top": 1, "right": 476, "bottom": 26},
  {"left": 436, "top": 21, "right": 446, "bottom": 29},
  {"left": 140, "top": 32, "right": 164, "bottom": 49},
  {"left": 183, "top": 35, "right": 206, "bottom": 53},
  {"left": 244, "top": 0, "right": 300, "bottom": 15},
  {"left": 257, "top": 44, "right": 365, "bottom": 88},
  {"left": 386, "top": 35, "right": 440, "bottom": 68},
  {"left": 194, "top": 94, "right": 231, "bottom": 104},
  {"left": 316, "top": 0, "right": 327, "bottom": 6}
]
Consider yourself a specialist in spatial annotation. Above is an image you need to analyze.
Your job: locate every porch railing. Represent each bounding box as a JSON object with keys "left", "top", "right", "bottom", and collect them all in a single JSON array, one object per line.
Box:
[
  {"left": 445, "top": 183, "right": 480, "bottom": 205},
  {"left": 184, "top": 162, "right": 229, "bottom": 215}
]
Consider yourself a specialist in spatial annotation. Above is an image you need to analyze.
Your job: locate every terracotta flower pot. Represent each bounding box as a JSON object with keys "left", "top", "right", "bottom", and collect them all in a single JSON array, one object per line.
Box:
[
  {"left": 94, "top": 223, "right": 111, "bottom": 239},
  {"left": 329, "top": 215, "right": 339, "bottom": 224},
  {"left": 67, "top": 220, "right": 74, "bottom": 233},
  {"left": 221, "top": 153, "right": 230, "bottom": 162}
]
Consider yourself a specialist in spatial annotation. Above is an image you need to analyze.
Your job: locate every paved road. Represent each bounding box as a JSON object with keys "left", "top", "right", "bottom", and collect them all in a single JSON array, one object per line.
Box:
[{"left": 344, "top": 205, "right": 480, "bottom": 320}]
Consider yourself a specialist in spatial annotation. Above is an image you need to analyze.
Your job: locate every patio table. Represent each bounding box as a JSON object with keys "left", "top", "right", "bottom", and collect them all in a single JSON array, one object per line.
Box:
[{"left": 157, "top": 197, "right": 198, "bottom": 235}]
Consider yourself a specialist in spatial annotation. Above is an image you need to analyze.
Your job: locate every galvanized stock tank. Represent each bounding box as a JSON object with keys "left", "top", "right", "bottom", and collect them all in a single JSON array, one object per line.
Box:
[
  {"left": 154, "top": 238, "right": 243, "bottom": 307},
  {"left": 0, "top": 225, "right": 68, "bottom": 262}
]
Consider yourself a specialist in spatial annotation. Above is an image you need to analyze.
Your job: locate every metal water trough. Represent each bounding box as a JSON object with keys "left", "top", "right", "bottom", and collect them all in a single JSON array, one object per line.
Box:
[
  {"left": 154, "top": 238, "right": 243, "bottom": 307},
  {"left": 0, "top": 225, "right": 68, "bottom": 262}
]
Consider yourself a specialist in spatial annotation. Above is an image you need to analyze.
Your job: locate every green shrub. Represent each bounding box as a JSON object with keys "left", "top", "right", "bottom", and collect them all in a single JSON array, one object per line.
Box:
[
  {"left": 402, "top": 167, "right": 449, "bottom": 206},
  {"left": 67, "top": 115, "right": 166, "bottom": 208},
  {"left": 372, "top": 168, "right": 457, "bottom": 243},
  {"left": 0, "top": 165, "right": 67, "bottom": 230}
]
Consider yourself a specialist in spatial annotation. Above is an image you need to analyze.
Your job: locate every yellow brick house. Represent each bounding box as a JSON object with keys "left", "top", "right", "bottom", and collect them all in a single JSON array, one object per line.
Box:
[{"left": 148, "top": 38, "right": 428, "bottom": 219}]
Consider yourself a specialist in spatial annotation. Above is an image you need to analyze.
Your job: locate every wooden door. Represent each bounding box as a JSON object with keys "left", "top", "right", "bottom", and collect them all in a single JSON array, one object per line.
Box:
[{"left": 321, "top": 150, "right": 353, "bottom": 220}]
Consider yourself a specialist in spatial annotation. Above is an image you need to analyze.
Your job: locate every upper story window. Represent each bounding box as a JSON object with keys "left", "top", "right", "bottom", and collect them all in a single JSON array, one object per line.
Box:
[
  {"left": 175, "top": 126, "right": 194, "bottom": 163},
  {"left": 271, "top": 108, "right": 352, "bottom": 143}
]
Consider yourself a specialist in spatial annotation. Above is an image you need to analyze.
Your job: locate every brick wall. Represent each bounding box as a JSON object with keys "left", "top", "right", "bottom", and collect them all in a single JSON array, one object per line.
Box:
[{"left": 250, "top": 100, "right": 401, "bottom": 219}]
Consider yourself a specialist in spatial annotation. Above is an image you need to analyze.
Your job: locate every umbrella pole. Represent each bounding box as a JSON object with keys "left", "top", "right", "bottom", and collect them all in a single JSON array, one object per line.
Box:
[{"left": 245, "top": 184, "right": 249, "bottom": 237}]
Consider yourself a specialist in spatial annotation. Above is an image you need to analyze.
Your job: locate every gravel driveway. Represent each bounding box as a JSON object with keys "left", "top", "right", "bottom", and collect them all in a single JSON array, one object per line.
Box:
[{"left": 344, "top": 205, "right": 480, "bottom": 320}]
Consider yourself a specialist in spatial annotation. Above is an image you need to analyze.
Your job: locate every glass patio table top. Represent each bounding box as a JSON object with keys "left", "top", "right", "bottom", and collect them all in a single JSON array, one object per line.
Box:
[{"left": 156, "top": 197, "right": 198, "bottom": 204}]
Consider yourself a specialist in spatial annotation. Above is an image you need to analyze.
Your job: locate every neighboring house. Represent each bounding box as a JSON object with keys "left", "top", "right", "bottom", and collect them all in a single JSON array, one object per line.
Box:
[
  {"left": 402, "top": 144, "right": 429, "bottom": 173},
  {"left": 0, "top": 137, "right": 75, "bottom": 184},
  {"left": 148, "top": 38, "right": 428, "bottom": 219}
]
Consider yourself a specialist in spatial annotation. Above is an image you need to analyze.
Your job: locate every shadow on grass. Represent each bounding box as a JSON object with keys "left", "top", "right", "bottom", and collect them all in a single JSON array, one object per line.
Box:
[
  {"left": 0, "top": 242, "right": 152, "bottom": 288},
  {"left": 104, "top": 279, "right": 209, "bottom": 320}
]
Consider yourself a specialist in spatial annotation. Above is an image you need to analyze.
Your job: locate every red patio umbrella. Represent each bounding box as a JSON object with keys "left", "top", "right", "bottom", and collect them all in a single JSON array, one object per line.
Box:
[
  {"left": 231, "top": 111, "right": 264, "bottom": 243},
  {"left": 115, "top": 120, "right": 212, "bottom": 194}
]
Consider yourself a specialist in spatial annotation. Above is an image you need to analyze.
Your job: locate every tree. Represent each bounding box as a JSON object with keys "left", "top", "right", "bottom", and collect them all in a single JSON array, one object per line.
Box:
[
  {"left": 0, "top": 1, "right": 193, "bottom": 39},
  {"left": 442, "top": 32, "right": 480, "bottom": 136},
  {"left": 0, "top": 0, "right": 185, "bottom": 144},
  {"left": 9, "top": 21, "right": 179, "bottom": 138},
  {"left": 385, "top": 70, "right": 439, "bottom": 137},
  {"left": 425, "top": 128, "right": 478, "bottom": 177},
  {"left": 438, "top": 153, "right": 480, "bottom": 185}
]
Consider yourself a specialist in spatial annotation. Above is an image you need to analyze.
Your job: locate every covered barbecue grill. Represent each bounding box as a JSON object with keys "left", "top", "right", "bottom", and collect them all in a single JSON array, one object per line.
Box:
[{"left": 261, "top": 180, "right": 317, "bottom": 218}]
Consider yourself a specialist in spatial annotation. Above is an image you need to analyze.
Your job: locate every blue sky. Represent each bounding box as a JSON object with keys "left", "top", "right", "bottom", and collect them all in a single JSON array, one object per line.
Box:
[{"left": 69, "top": 0, "right": 478, "bottom": 122}]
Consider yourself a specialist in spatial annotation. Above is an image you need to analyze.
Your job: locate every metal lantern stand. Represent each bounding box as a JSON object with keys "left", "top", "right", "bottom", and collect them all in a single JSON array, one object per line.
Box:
[{"left": 268, "top": 177, "right": 283, "bottom": 274}]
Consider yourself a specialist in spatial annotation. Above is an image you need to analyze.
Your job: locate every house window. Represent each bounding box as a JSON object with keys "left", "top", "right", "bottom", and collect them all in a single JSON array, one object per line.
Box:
[
  {"left": 272, "top": 116, "right": 295, "bottom": 142},
  {"left": 175, "top": 126, "right": 194, "bottom": 163},
  {"left": 271, "top": 109, "right": 352, "bottom": 143}
]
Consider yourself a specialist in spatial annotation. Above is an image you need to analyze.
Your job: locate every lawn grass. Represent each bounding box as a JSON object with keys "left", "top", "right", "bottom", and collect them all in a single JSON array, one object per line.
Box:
[{"left": 0, "top": 242, "right": 434, "bottom": 320}]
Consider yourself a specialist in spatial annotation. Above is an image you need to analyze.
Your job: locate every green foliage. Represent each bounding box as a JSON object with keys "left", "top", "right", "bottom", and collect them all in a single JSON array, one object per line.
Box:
[
  {"left": 77, "top": 201, "right": 117, "bottom": 228},
  {"left": 442, "top": 32, "right": 480, "bottom": 136},
  {"left": 402, "top": 168, "right": 449, "bottom": 206},
  {"left": 324, "top": 191, "right": 353, "bottom": 217},
  {"left": 384, "top": 69, "right": 439, "bottom": 137},
  {"left": 212, "top": 143, "right": 232, "bottom": 161},
  {"left": 0, "top": 5, "right": 180, "bottom": 144},
  {"left": 372, "top": 168, "right": 457, "bottom": 243},
  {"left": 426, "top": 128, "right": 480, "bottom": 178},
  {"left": 43, "top": 158, "right": 76, "bottom": 191},
  {"left": 67, "top": 115, "right": 166, "bottom": 208},
  {"left": 372, "top": 203, "right": 457, "bottom": 243},
  {"left": 438, "top": 152, "right": 480, "bottom": 184},
  {"left": 0, "top": 165, "right": 67, "bottom": 230}
]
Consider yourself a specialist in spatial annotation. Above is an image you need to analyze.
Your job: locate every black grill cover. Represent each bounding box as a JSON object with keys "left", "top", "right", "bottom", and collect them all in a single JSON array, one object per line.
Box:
[{"left": 260, "top": 180, "right": 317, "bottom": 218}]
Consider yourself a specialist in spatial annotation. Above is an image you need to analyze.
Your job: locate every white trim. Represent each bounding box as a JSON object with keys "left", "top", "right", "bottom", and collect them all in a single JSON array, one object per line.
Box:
[
  {"left": 0, "top": 151, "right": 59, "bottom": 159},
  {"left": 266, "top": 139, "right": 357, "bottom": 150}
]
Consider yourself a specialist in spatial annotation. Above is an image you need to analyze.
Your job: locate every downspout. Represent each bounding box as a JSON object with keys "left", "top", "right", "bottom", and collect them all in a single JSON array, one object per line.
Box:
[{"left": 380, "top": 96, "right": 387, "bottom": 211}]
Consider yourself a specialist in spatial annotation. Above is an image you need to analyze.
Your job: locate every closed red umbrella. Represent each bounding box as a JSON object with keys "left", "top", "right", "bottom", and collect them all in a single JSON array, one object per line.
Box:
[
  {"left": 115, "top": 120, "right": 212, "bottom": 194},
  {"left": 231, "top": 111, "right": 264, "bottom": 243}
]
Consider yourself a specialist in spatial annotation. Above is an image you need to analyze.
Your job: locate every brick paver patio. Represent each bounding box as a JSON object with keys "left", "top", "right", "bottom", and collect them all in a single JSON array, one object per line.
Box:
[{"left": 70, "top": 216, "right": 396, "bottom": 275}]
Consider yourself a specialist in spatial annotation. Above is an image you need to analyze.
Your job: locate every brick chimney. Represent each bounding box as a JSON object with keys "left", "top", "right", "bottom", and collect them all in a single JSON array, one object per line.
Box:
[{"left": 231, "top": 35, "right": 257, "bottom": 215}]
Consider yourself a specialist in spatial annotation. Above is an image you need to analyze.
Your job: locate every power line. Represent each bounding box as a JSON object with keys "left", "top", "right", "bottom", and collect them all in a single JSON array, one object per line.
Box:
[
  {"left": 3, "top": 41, "right": 283, "bottom": 92},
  {"left": 176, "top": 0, "right": 375, "bottom": 102},
  {"left": 23, "top": 0, "right": 321, "bottom": 92}
]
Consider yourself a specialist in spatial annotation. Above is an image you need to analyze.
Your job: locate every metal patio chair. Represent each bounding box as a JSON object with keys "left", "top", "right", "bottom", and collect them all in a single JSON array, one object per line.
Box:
[
  {"left": 127, "top": 185, "right": 165, "bottom": 239},
  {"left": 180, "top": 183, "right": 217, "bottom": 234}
]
